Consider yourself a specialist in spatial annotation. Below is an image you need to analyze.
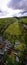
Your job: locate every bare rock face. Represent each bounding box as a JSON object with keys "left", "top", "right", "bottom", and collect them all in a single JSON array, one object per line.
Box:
[
  {"left": 0, "top": 36, "right": 4, "bottom": 55},
  {"left": 4, "top": 40, "right": 12, "bottom": 51},
  {"left": 23, "top": 24, "right": 27, "bottom": 29},
  {"left": 21, "top": 22, "right": 27, "bottom": 30},
  {"left": 16, "top": 56, "right": 19, "bottom": 62},
  {"left": 0, "top": 36, "right": 2, "bottom": 41},
  {"left": 14, "top": 40, "right": 20, "bottom": 47}
]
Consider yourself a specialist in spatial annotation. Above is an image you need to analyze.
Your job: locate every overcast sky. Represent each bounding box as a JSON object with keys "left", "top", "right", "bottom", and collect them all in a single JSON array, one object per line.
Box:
[{"left": 0, "top": 0, "right": 27, "bottom": 18}]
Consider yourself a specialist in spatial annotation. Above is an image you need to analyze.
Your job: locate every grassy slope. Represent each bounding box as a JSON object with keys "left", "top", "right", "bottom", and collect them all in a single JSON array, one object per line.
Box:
[
  {"left": 21, "top": 17, "right": 27, "bottom": 23},
  {"left": 5, "top": 21, "right": 19, "bottom": 35},
  {"left": 0, "top": 17, "right": 27, "bottom": 59},
  {"left": 0, "top": 17, "right": 18, "bottom": 35},
  {"left": 0, "top": 17, "right": 17, "bottom": 24},
  {"left": 0, "top": 17, "right": 27, "bottom": 31},
  {"left": 4, "top": 17, "right": 27, "bottom": 35}
]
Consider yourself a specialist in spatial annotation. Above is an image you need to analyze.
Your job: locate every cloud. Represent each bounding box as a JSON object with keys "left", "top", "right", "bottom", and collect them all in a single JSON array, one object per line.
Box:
[
  {"left": 0, "top": 0, "right": 11, "bottom": 11},
  {"left": 0, "top": 0, "right": 12, "bottom": 17},
  {"left": 0, "top": 9, "right": 21, "bottom": 17},
  {"left": 18, "top": 11, "right": 27, "bottom": 17},
  {"left": 12, "top": 10, "right": 27, "bottom": 17},
  {"left": 0, "top": 9, "right": 27, "bottom": 18},
  {"left": 0, "top": 10, "right": 3, "bottom": 13},
  {"left": 0, "top": 9, "right": 7, "bottom": 16},
  {"left": 0, "top": 0, "right": 27, "bottom": 18},
  {"left": 8, "top": 0, "right": 27, "bottom": 10},
  {"left": 19, "top": 10, "right": 27, "bottom": 15}
]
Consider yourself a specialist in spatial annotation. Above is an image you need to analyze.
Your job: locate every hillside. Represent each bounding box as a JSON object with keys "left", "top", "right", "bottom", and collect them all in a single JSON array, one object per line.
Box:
[
  {"left": 0, "top": 17, "right": 18, "bottom": 35},
  {"left": 0, "top": 17, "right": 27, "bottom": 37},
  {"left": 0, "top": 17, "right": 27, "bottom": 65}
]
